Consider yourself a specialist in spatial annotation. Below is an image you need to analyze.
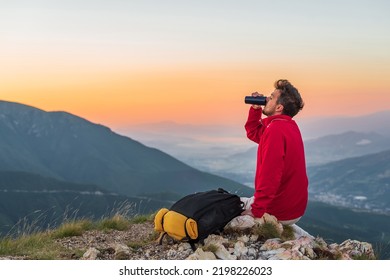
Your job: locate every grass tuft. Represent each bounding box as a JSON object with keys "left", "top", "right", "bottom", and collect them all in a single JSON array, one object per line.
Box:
[
  {"left": 0, "top": 232, "right": 69, "bottom": 259},
  {"left": 50, "top": 219, "right": 94, "bottom": 239},
  {"left": 127, "top": 241, "right": 145, "bottom": 250},
  {"left": 202, "top": 244, "right": 219, "bottom": 253},
  {"left": 130, "top": 214, "right": 152, "bottom": 224},
  {"left": 0, "top": 202, "right": 152, "bottom": 259},
  {"left": 281, "top": 225, "right": 295, "bottom": 241},
  {"left": 352, "top": 252, "right": 376, "bottom": 260},
  {"left": 96, "top": 214, "right": 130, "bottom": 231},
  {"left": 251, "top": 222, "right": 281, "bottom": 240}
]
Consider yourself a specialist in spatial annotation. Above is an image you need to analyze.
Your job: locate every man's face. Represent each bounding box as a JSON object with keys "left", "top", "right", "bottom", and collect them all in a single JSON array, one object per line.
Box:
[{"left": 263, "top": 89, "right": 283, "bottom": 116}]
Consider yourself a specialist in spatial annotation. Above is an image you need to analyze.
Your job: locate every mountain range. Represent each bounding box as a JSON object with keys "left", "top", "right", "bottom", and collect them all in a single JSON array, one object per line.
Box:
[
  {"left": 307, "top": 149, "right": 390, "bottom": 214},
  {"left": 304, "top": 131, "right": 390, "bottom": 166},
  {"left": 299, "top": 110, "right": 390, "bottom": 139},
  {"left": 188, "top": 130, "right": 390, "bottom": 188},
  {"left": 117, "top": 110, "right": 390, "bottom": 142},
  {"left": 0, "top": 101, "right": 252, "bottom": 198},
  {"left": 0, "top": 170, "right": 166, "bottom": 235},
  {"left": 0, "top": 100, "right": 252, "bottom": 235},
  {"left": 119, "top": 113, "right": 390, "bottom": 187}
]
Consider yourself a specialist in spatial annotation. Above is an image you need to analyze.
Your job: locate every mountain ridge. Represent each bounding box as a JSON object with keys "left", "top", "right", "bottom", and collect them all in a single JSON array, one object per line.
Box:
[
  {"left": 308, "top": 149, "right": 390, "bottom": 214},
  {"left": 0, "top": 170, "right": 171, "bottom": 236},
  {"left": 299, "top": 110, "right": 390, "bottom": 139},
  {"left": 0, "top": 100, "right": 253, "bottom": 199}
]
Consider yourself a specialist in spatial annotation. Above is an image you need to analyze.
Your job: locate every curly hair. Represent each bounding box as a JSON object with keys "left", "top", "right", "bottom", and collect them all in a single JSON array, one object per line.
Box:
[{"left": 274, "top": 79, "right": 304, "bottom": 117}]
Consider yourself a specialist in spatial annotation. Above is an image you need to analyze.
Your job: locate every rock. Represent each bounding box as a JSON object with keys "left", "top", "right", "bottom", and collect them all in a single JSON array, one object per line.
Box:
[
  {"left": 260, "top": 238, "right": 282, "bottom": 251},
  {"left": 203, "top": 234, "right": 236, "bottom": 260},
  {"left": 250, "top": 234, "right": 259, "bottom": 242},
  {"left": 280, "top": 248, "right": 310, "bottom": 260},
  {"left": 291, "top": 224, "right": 314, "bottom": 238},
  {"left": 314, "top": 237, "right": 328, "bottom": 250},
  {"left": 234, "top": 241, "right": 248, "bottom": 258},
  {"left": 178, "top": 243, "right": 192, "bottom": 252},
  {"left": 114, "top": 243, "right": 130, "bottom": 254},
  {"left": 260, "top": 248, "right": 286, "bottom": 259},
  {"left": 247, "top": 247, "right": 258, "bottom": 259},
  {"left": 338, "top": 239, "right": 375, "bottom": 259},
  {"left": 293, "top": 236, "right": 316, "bottom": 252},
  {"left": 52, "top": 220, "right": 375, "bottom": 261},
  {"left": 254, "top": 213, "right": 284, "bottom": 236},
  {"left": 188, "top": 225, "right": 375, "bottom": 261},
  {"left": 280, "top": 236, "right": 317, "bottom": 259},
  {"left": 226, "top": 215, "right": 255, "bottom": 229},
  {"left": 237, "top": 235, "right": 250, "bottom": 243},
  {"left": 82, "top": 247, "right": 100, "bottom": 260},
  {"left": 204, "top": 234, "right": 228, "bottom": 246},
  {"left": 186, "top": 248, "right": 217, "bottom": 260},
  {"left": 215, "top": 245, "right": 237, "bottom": 260},
  {"left": 113, "top": 243, "right": 131, "bottom": 260}
]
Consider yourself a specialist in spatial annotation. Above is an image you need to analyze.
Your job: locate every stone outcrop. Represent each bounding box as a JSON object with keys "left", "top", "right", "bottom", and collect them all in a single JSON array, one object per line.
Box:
[
  {"left": 186, "top": 234, "right": 375, "bottom": 260},
  {"left": 186, "top": 214, "right": 376, "bottom": 260},
  {"left": 64, "top": 216, "right": 376, "bottom": 260},
  {"left": 0, "top": 215, "right": 376, "bottom": 260}
]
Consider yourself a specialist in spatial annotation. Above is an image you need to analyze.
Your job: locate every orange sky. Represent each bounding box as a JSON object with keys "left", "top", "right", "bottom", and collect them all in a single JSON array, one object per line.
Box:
[
  {"left": 1, "top": 1, "right": 390, "bottom": 129},
  {"left": 2, "top": 59, "right": 389, "bottom": 128}
]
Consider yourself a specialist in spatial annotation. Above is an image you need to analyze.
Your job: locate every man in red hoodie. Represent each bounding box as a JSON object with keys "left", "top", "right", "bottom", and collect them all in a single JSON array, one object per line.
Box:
[{"left": 242, "top": 79, "right": 308, "bottom": 225}]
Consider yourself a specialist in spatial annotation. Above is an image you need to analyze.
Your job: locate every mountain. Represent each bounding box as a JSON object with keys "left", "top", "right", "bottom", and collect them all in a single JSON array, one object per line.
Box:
[
  {"left": 0, "top": 100, "right": 253, "bottom": 200},
  {"left": 0, "top": 170, "right": 169, "bottom": 236},
  {"left": 304, "top": 131, "right": 390, "bottom": 166},
  {"left": 115, "top": 121, "right": 251, "bottom": 176},
  {"left": 198, "top": 130, "right": 390, "bottom": 187},
  {"left": 111, "top": 111, "right": 390, "bottom": 188},
  {"left": 307, "top": 149, "right": 390, "bottom": 214},
  {"left": 299, "top": 110, "right": 390, "bottom": 139}
]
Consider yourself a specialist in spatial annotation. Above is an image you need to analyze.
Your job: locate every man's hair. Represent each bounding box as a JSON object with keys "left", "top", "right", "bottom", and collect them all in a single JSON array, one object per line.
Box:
[{"left": 274, "top": 79, "right": 304, "bottom": 117}]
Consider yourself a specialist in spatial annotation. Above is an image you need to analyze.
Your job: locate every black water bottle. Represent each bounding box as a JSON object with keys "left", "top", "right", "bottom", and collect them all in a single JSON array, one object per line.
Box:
[{"left": 244, "top": 96, "right": 267, "bottom": 105}]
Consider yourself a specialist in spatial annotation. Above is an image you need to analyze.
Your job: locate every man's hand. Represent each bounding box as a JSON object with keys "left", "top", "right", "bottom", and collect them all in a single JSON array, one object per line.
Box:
[{"left": 251, "top": 92, "right": 264, "bottom": 110}]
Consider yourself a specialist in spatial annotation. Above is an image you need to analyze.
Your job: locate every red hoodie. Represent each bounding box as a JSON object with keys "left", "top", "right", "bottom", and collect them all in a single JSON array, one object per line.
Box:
[{"left": 245, "top": 107, "right": 308, "bottom": 221}]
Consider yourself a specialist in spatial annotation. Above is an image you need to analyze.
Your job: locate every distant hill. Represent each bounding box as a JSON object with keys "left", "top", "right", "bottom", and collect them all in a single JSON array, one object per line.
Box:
[
  {"left": 307, "top": 149, "right": 390, "bottom": 213},
  {"left": 299, "top": 110, "right": 390, "bottom": 139},
  {"left": 200, "top": 131, "right": 390, "bottom": 187},
  {"left": 0, "top": 170, "right": 170, "bottom": 236},
  {"left": 0, "top": 100, "right": 253, "bottom": 199},
  {"left": 304, "top": 131, "right": 390, "bottom": 166}
]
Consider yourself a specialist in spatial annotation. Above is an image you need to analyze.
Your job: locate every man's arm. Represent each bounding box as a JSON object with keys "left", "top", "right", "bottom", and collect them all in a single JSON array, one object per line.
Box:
[{"left": 244, "top": 107, "right": 264, "bottom": 144}]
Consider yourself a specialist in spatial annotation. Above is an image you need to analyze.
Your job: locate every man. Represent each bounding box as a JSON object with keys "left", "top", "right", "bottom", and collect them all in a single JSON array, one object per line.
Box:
[{"left": 242, "top": 79, "right": 308, "bottom": 225}]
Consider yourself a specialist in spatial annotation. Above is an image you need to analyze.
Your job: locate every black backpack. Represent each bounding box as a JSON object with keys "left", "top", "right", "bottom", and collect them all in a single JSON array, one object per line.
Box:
[{"left": 154, "top": 188, "right": 244, "bottom": 249}]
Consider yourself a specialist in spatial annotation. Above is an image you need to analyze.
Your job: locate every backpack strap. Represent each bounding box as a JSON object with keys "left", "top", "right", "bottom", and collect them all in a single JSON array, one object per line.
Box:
[
  {"left": 217, "top": 188, "right": 228, "bottom": 194},
  {"left": 156, "top": 232, "right": 167, "bottom": 245},
  {"left": 184, "top": 217, "right": 190, "bottom": 239},
  {"left": 189, "top": 241, "right": 196, "bottom": 251}
]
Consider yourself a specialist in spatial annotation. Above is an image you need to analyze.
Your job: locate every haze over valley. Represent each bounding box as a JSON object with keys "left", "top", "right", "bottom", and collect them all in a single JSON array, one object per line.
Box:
[{"left": 117, "top": 111, "right": 390, "bottom": 215}]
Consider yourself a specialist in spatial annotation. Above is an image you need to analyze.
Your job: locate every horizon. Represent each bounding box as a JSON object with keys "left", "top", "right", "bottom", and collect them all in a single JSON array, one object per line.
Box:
[
  {"left": 1, "top": 1, "right": 390, "bottom": 128},
  {"left": 1, "top": 98, "right": 390, "bottom": 131}
]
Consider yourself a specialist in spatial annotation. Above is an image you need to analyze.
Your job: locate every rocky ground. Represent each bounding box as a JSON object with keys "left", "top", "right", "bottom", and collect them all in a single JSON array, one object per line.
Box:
[
  {"left": 0, "top": 214, "right": 376, "bottom": 260},
  {"left": 55, "top": 221, "right": 193, "bottom": 260},
  {"left": 55, "top": 215, "right": 376, "bottom": 260}
]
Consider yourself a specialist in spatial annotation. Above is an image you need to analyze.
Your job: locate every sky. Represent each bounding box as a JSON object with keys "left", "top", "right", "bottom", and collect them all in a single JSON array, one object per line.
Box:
[{"left": 1, "top": 0, "right": 390, "bottom": 129}]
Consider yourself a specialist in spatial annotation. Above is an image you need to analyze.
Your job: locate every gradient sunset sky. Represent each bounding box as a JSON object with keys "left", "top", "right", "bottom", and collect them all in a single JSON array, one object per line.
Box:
[{"left": 1, "top": 0, "right": 390, "bottom": 128}]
